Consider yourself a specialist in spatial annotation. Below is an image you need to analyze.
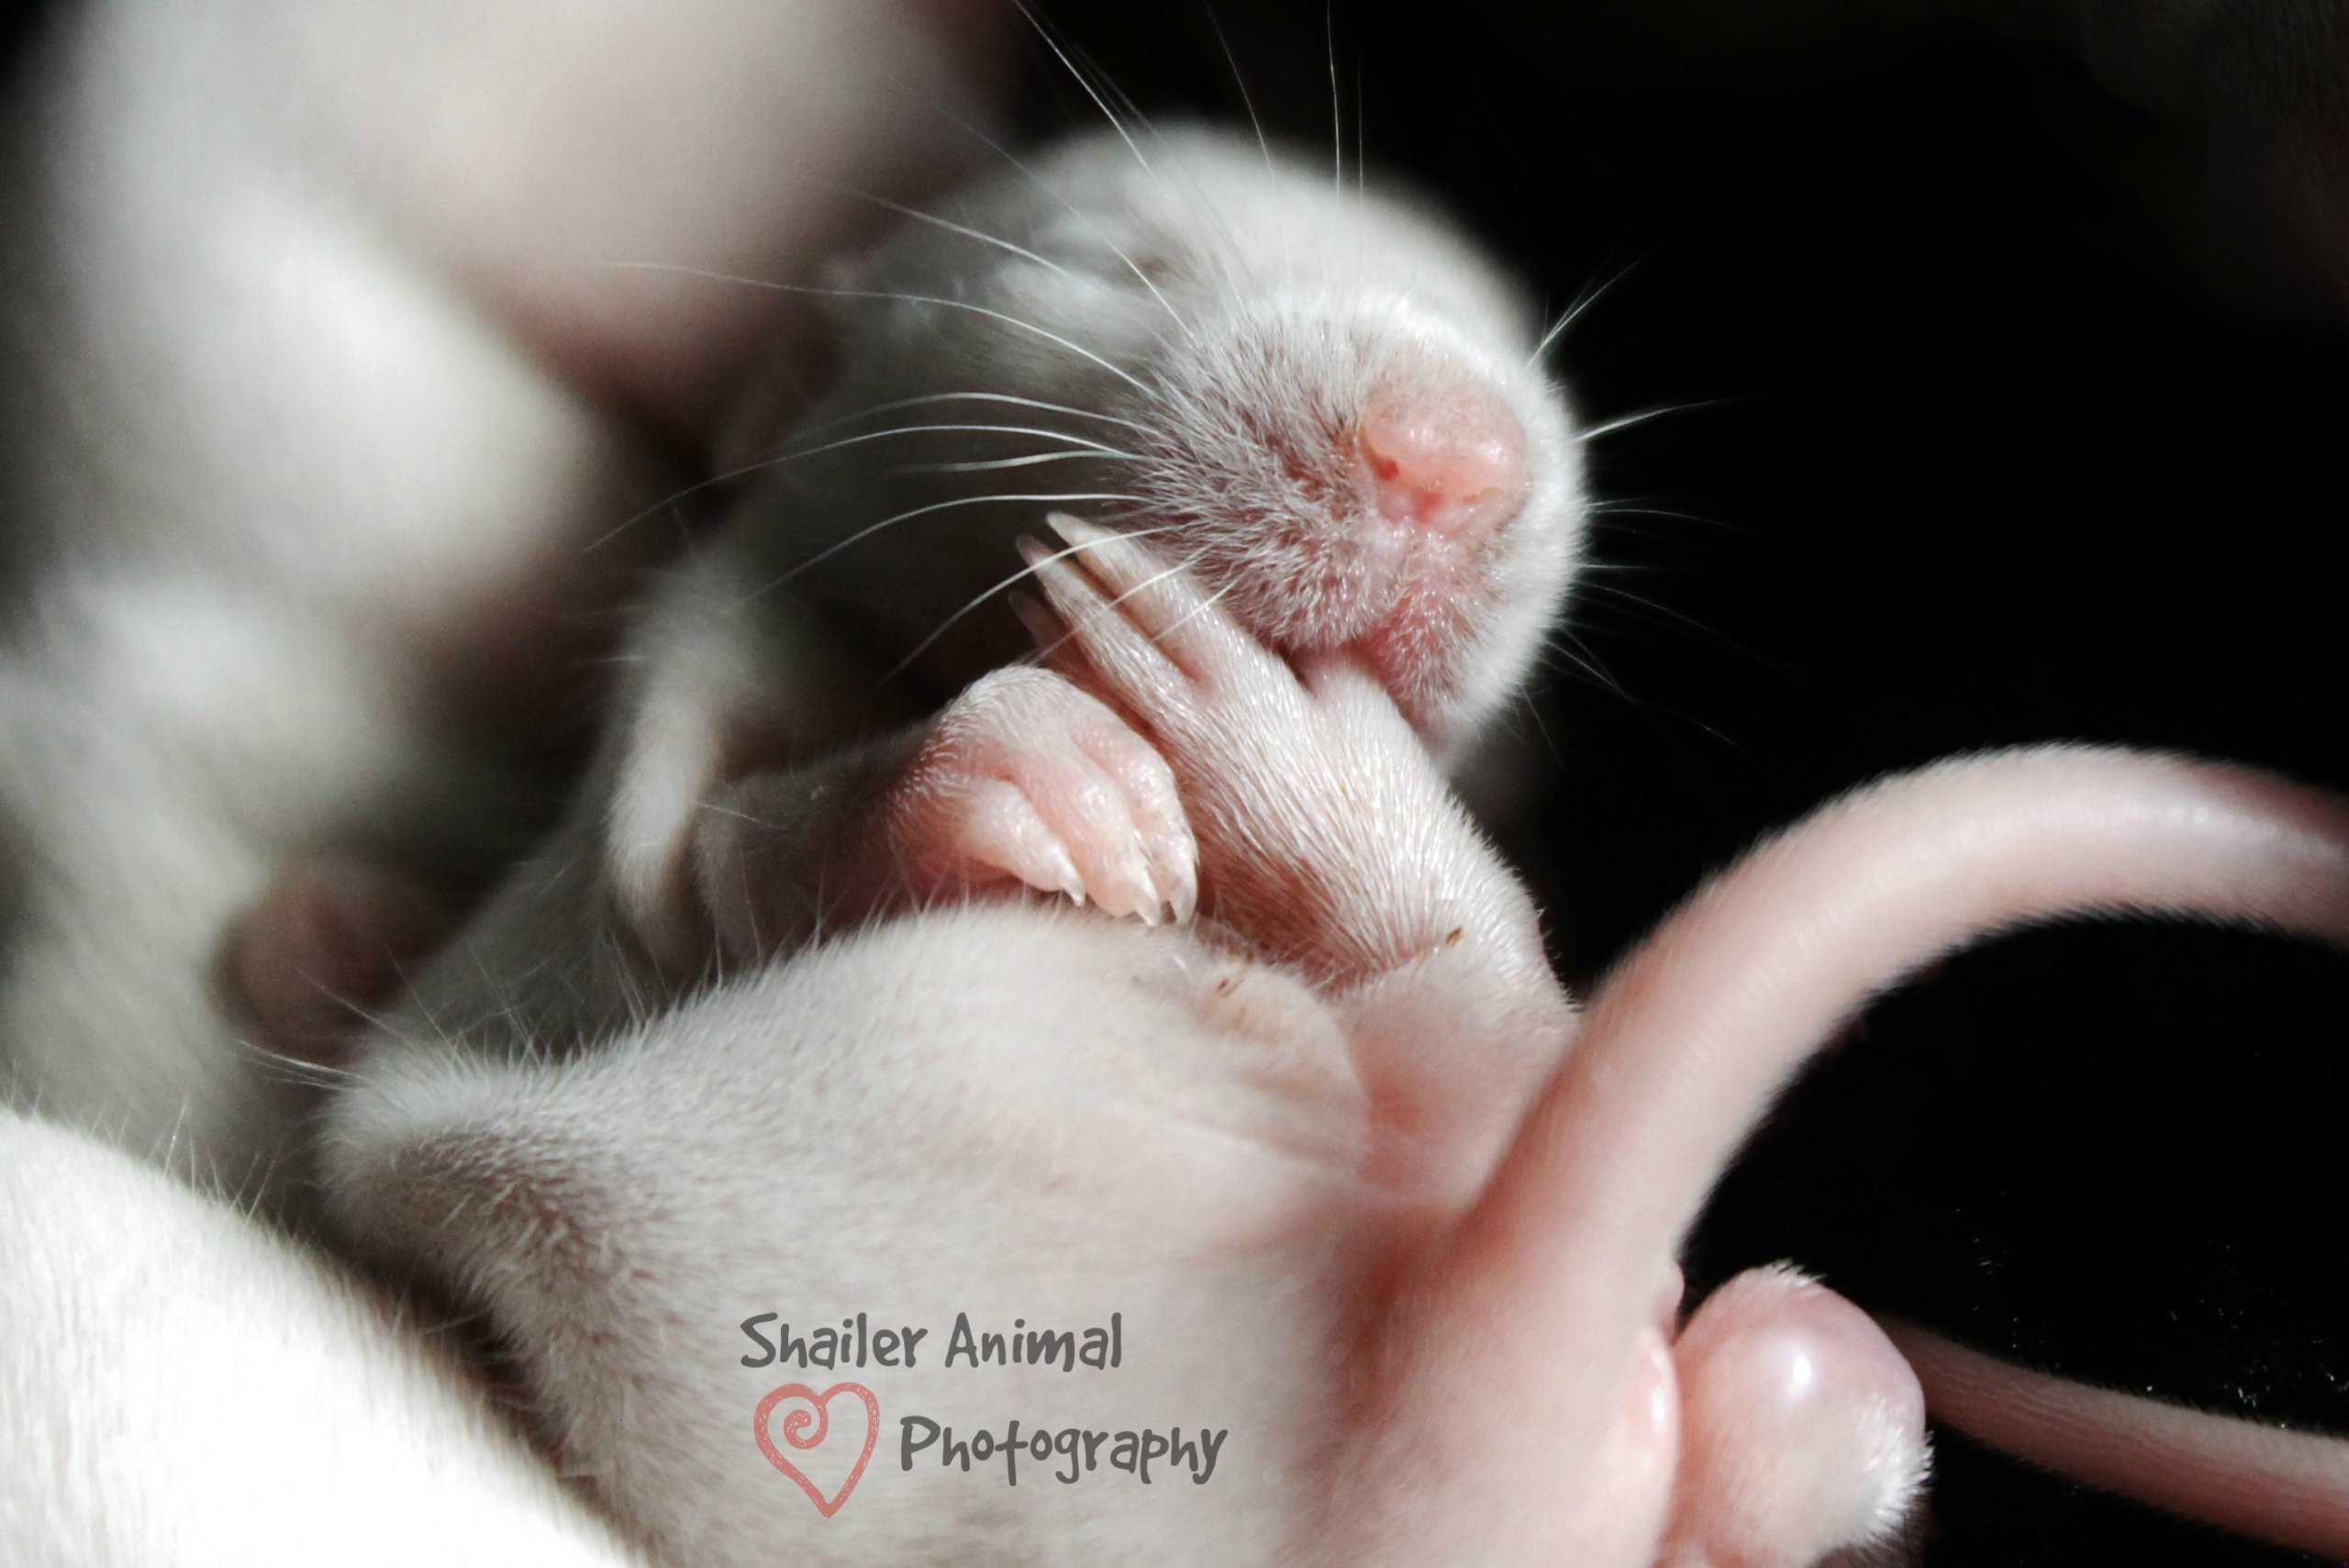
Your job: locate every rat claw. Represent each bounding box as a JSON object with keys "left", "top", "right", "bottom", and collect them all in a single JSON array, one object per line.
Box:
[
  {"left": 1119, "top": 841, "right": 1161, "bottom": 925},
  {"left": 1008, "top": 589, "right": 1064, "bottom": 661},
  {"left": 1142, "top": 831, "right": 1197, "bottom": 929},
  {"left": 1044, "top": 511, "right": 1246, "bottom": 679},
  {"left": 1043, "top": 840, "right": 1084, "bottom": 905}
]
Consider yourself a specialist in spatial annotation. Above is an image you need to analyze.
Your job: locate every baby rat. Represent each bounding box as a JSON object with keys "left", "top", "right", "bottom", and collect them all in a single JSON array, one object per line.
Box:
[
  {"left": 247, "top": 115, "right": 2343, "bottom": 1561},
  {"left": 585, "top": 123, "right": 1584, "bottom": 972},
  {"left": 258, "top": 121, "right": 1588, "bottom": 1056}
]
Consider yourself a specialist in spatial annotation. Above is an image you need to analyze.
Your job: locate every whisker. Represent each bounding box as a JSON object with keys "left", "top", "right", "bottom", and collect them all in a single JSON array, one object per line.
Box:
[
  {"left": 1016, "top": 1, "right": 1156, "bottom": 180},
  {"left": 882, "top": 520, "right": 1190, "bottom": 683},
  {"left": 799, "top": 391, "right": 1157, "bottom": 440},
  {"left": 1326, "top": 1, "right": 1343, "bottom": 199},
  {"left": 1536, "top": 632, "right": 1637, "bottom": 707},
  {"left": 1570, "top": 579, "right": 1720, "bottom": 638},
  {"left": 598, "top": 261, "right": 1153, "bottom": 397},
  {"left": 1586, "top": 499, "right": 1750, "bottom": 541},
  {"left": 1355, "top": 58, "right": 1366, "bottom": 202},
  {"left": 229, "top": 1033, "right": 357, "bottom": 1088},
  {"left": 792, "top": 422, "right": 1136, "bottom": 461},
  {"left": 736, "top": 491, "right": 1151, "bottom": 610},
  {"left": 584, "top": 421, "right": 1137, "bottom": 552},
  {"left": 1202, "top": 2, "right": 1274, "bottom": 176},
  {"left": 1144, "top": 573, "right": 1239, "bottom": 651},
  {"left": 1074, "top": 36, "right": 1157, "bottom": 136},
  {"left": 1020, "top": 546, "right": 1224, "bottom": 670},
  {"left": 829, "top": 187, "right": 1074, "bottom": 279},
  {"left": 1573, "top": 577, "right": 1788, "bottom": 668},
  {"left": 893, "top": 449, "right": 1136, "bottom": 475},
  {"left": 897, "top": 104, "right": 1192, "bottom": 341},
  {"left": 1577, "top": 399, "right": 1731, "bottom": 444},
  {"left": 1519, "top": 686, "right": 1571, "bottom": 778},
  {"left": 1527, "top": 258, "right": 1641, "bottom": 368},
  {"left": 1539, "top": 632, "right": 1747, "bottom": 758}
]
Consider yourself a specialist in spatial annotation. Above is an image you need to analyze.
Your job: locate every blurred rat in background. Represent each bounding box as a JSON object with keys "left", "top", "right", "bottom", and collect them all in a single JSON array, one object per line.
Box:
[{"left": 0, "top": 0, "right": 1012, "bottom": 1205}]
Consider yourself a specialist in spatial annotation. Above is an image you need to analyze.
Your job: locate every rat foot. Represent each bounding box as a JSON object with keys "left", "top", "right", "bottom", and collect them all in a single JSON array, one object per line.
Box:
[
  {"left": 872, "top": 663, "right": 1197, "bottom": 928},
  {"left": 685, "top": 662, "right": 1197, "bottom": 963}
]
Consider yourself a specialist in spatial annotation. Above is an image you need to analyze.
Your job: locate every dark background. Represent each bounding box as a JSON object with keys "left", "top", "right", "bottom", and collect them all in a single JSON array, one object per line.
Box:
[
  {"left": 6, "top": 0, "right": 2340, "bottom": 1562},
  {"left": 1031, "top": 6, "right": 2346, "bottom": 1566}
]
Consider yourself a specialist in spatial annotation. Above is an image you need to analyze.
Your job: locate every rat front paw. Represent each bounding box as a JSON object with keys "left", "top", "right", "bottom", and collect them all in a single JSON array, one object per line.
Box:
[{"left": 890, "top": 664, "right": 1197, "bottom": 925}]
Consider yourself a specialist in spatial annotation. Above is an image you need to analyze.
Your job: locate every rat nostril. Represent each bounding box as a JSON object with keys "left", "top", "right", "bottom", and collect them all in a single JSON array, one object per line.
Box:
[{"left": 1357, "top": 375, "right": 1529, "bottom": 545}]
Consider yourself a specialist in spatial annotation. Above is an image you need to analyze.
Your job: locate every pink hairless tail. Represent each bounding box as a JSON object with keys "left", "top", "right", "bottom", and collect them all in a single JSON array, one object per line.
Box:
[{"left": 1354, "top": 746, "right": 2349, "bottom": 1563}]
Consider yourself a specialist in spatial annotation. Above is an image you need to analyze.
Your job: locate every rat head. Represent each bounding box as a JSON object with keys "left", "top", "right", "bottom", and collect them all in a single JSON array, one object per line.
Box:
[{"left": 756, "top": 127, "right": 1582, "bottom": 754}]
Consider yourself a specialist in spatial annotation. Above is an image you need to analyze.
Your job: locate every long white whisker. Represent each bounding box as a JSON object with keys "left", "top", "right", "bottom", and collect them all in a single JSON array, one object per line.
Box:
[
  {"left": 1021, "top": 548, "right": 1223, "bottom": 670},
  {"left": 1203, "top": 3, "right": 1275, "bottom": 176},
  {"left": 1017, "top": 1, "right": 1157, "bottom": 180},
  {"left": 584, "top": 422, "right": 1135, "bottom": 552},
  {"left": 898, "top": 92, "right": 1191, "bottom": 341},
  {"left": 599, "top": 261, "right": 1153, "bottom": 396},
  {"left": 804, "top": 422, "right": 1134, "bottom": 460},
  {"left": 882, "top": 520, "right": 1191, "bottom": 683},
  {"left": 801, "top": 392, "right": 1157, "bottom": 439},
  {"left": 1578, "top": 399, "right": 1730, "bottom": 444},
  {"left": 830, "top": 188, "right": 1075, "bottom": 279},
  {"left": 737, "top": 492, "right": 1150, "bottom": 609},
  {"left": 1527, "top": 260, "right": 1640, "bottom": 368},
  {"left": 1587, "top": 498, "right": 1743, "bottom": 534},
  {"left": 1142, "top": 573, "right": 1239, "bottom": 651},
  {"left": 1575, "top": 593, "right": 1779, "bottom": 668},
  {"left": 1326, "top": 2, "right": 1342, "bottom": 199},
  {"left": 895, "top": 450, "right": 1134, "bottom": 475}
]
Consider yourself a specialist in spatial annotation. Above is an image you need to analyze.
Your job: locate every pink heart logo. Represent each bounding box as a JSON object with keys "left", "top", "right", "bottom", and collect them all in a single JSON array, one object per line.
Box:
[{"left": 753, "top": 1383, "right": 879, "bottom": 1518}]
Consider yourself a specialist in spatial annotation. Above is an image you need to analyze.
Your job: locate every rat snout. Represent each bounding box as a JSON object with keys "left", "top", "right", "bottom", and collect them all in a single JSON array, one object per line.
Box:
[{"left": 1356, "top": 372, "right": 1528, "bottom": 551}]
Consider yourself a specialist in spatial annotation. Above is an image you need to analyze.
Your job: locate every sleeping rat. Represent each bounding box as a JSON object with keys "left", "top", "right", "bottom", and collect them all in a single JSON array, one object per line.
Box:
[
  {"left": 574, "top": 121, "right": 1586, "bottom": 975},
  {"left": 222, "top": 119, "right": 1588, "bottom": 1062}
]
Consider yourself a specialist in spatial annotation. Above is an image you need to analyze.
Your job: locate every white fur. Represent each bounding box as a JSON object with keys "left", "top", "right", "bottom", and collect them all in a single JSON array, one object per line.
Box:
[
  {"left": 0, "top": 0, "right": 667, "bottom": 1200},
  {"left": 0, "top": 1105, "right": 640, "bottom": 1565}
]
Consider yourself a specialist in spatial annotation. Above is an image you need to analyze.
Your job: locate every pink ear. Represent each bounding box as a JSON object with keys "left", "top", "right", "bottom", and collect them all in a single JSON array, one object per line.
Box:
[{"left": 1336, "top": 747, "right": 2349, "bottom": 1565}]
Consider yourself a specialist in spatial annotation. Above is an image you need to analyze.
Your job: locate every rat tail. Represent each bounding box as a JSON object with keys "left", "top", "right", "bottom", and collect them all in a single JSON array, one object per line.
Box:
[
  {"left": 1356, "top": 745, "right": 2349, "bottom": 1563},
  {"left": 1888, "top": 1322, "right": 2349, "bottom": 1558}
]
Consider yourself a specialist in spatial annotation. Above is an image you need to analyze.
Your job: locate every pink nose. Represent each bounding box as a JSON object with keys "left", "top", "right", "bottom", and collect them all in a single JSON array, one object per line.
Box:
[{"left": 1358, "top": 375, "right": 1528, "bottom": 546}]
